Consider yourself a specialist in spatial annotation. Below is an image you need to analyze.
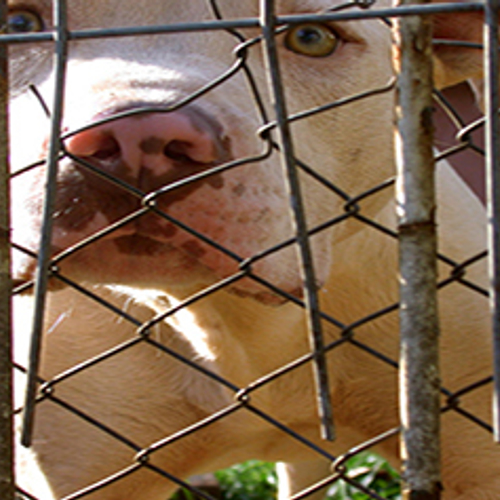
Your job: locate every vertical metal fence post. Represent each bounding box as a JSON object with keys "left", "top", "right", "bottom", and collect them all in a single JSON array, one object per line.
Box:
[
  {"left": 483, "top": 0, "right": 500, "bottom": 443},
  {"left": 394, "top": 1, "right": 441, "bottom": 498},
  {"left": 21, "top": 0, "right": 69, "bottom": 447},
  {"left": 0, "top": 0, "right": 14, "bottom": 498},
  {"left": 259, "top": 0, "right": 335, "bottom": 442}
]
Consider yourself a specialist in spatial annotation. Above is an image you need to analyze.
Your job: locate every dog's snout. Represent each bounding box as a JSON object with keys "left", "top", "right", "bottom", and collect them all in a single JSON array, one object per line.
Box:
[{"left": 63, "top": 108, "right": 230, "bottom": 190}]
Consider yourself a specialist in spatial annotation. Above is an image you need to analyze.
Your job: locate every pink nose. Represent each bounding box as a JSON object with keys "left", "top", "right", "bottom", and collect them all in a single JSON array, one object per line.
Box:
[{"left": 63, "top": 108, "right": 230, "bottom": 190}]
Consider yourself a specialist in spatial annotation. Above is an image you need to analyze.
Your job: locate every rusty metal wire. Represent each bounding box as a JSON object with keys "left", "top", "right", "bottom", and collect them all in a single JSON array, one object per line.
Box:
[{"left": 0, "top": 0, "right": 496, "bottom": 499}]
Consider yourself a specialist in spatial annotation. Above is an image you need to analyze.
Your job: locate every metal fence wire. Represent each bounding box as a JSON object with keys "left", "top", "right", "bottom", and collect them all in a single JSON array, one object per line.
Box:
[{"left": 1, "top": 0, "right": 499, "bottom": 499}]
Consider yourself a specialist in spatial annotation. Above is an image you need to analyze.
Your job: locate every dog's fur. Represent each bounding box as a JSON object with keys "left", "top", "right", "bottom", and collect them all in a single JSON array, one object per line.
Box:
[{"left": 10, "top": 1, "right": 497, "bottom": 499}]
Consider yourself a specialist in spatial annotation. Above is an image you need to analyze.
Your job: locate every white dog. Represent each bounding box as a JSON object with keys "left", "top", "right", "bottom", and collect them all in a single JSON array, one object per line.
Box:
[{"left": 9, "top": 0, "right": 496, "bottom": 499}]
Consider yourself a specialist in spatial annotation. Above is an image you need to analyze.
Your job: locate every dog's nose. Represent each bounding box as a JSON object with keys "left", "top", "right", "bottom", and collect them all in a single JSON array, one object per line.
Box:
[{"left": 63, "top": 108, "right": 229, "bottom": 189}]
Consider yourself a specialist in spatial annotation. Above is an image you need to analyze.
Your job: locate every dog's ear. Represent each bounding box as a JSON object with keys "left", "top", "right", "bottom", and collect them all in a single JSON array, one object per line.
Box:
[{"left": 431, "top": 3, "right": 486, "bottom": 88}]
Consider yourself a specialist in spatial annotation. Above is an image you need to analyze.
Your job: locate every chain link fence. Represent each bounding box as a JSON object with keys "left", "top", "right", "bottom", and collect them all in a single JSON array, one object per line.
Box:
[{"left": 0, "top": 0, "right": 497, "bottom": 499}]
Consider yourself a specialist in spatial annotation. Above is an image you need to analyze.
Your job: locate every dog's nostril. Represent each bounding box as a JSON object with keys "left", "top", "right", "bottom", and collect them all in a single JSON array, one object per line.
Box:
[
  {"left": 92, "top": 134, "right": 121, "bottom": 161},
  {"left": 164, "top": 140, "right": 202, "bottom": 165},
  {"left": 65, "top": 130, "right": 121, "bottom": 162}
]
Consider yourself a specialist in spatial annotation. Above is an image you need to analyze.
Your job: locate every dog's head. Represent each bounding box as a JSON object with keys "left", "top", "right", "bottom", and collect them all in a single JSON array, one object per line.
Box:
[{"left": 10, "top": 0, "right": 484, "bottom": 303}]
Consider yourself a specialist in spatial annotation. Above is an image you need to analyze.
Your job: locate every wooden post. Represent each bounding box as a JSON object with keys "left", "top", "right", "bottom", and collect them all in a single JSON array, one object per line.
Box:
[
  {"left": 0, "top": 0, "right": 15, "bottom": 497},
  {"left": 393, "top": 0, "right": 441, "bottom": 498}
]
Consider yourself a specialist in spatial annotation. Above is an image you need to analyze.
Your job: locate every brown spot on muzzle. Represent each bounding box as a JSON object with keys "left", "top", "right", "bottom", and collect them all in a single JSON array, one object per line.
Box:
[
  {"left": 53, "top": 157, "right": 140, "bottom": 232},
  {"left": 114, "top": 234, "right": 167, "bottom": 256},
  {"left": 181, "top": 239, "right": 207, "bottom": 259},
  {"left": 232, "top": 183, "right": 246, "bottom": 196}
]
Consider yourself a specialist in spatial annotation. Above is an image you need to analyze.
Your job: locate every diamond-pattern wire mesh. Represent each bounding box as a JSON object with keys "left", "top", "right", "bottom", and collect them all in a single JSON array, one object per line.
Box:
[{"left": 1, "top": 0, "right": 494, "bottom": 499}]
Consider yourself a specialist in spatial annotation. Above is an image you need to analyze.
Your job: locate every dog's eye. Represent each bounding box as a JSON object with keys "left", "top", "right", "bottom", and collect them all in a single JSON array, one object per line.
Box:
[
  {"left": 7, "top": 10, "right": 44, "bottom": 34},
  {"left": 284, "top": 23, "right": 338, "bottom": 57}
]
